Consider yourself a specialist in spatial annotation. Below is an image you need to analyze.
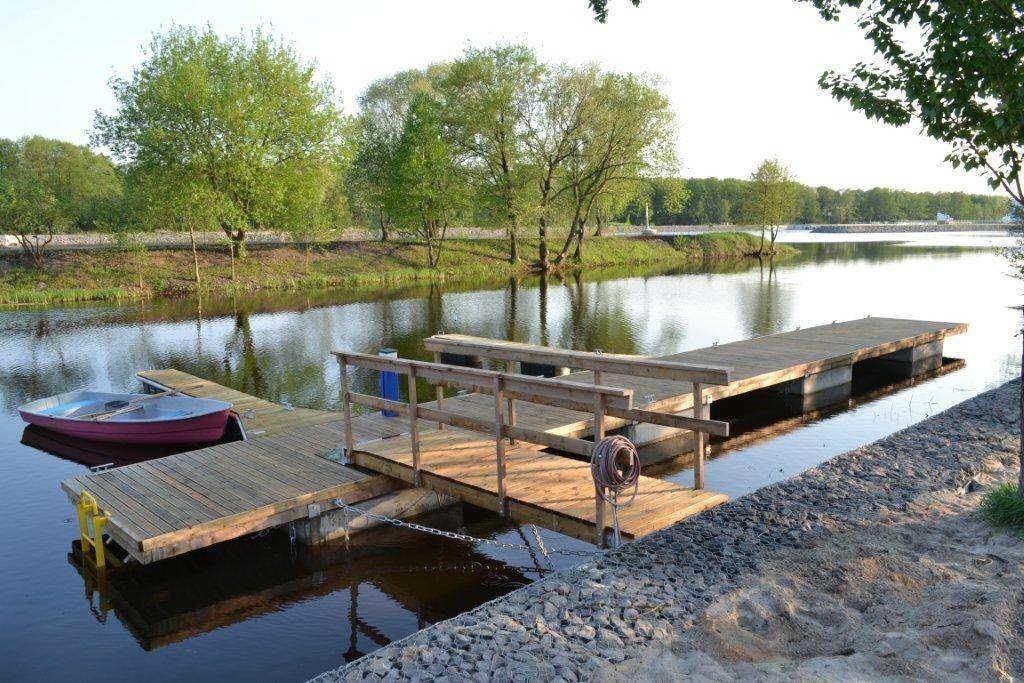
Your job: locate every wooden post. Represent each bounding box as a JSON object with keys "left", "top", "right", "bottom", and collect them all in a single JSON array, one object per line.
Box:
[
  {"left": 593, "top": 392, "right": 606, "bottom": 548},
  {"left": 505, "top": 360, "right": 516, "bottom": 445},
  {"left": 433, "top": 351, "right": 444, "bottom": 431},
  {"left": 692, "top": 382, "right": 705, "bottom": 490},
  {"left": 339, "top": 357, "right": 355, "bottom": 460},
  {"left": 407, "top": 366, "right": 421, "bottom": 486},
  {"left": 493, "top": 375, "right": 508, "bottom": 517}
]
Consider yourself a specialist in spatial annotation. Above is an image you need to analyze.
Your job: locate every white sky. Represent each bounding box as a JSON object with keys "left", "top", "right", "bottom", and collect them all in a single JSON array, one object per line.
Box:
[{"left": 0, "top": 0, "right": 998, "bottom": 195}]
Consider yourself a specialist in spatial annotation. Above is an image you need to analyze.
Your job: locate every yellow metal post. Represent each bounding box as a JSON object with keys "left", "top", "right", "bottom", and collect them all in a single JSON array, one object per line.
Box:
[{"left": 76, "top": 492, "right": 108, "bottom": 569}]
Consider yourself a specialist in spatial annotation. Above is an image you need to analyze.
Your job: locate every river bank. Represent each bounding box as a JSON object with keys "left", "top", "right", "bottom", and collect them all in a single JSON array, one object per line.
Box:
[
  {"left": 810, "top": 222, "right": 1009, "bottom": 234},
  {"left": 319, "top": 379, "right": 1023, "bottom": 682},
  {"left": 0, "top": 232, "right": 788, "bottom": 307}
]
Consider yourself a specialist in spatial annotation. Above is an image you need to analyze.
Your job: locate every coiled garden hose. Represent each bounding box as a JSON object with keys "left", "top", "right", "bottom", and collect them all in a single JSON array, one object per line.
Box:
[{"left": 590, "top": 435, "right": 641, "bottom": 548}]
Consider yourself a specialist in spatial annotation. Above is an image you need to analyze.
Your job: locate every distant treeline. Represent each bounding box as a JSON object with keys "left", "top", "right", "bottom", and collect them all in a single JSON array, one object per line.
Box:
[{"left": 617, "top": 177, "right": 1010, "bottom": 226}]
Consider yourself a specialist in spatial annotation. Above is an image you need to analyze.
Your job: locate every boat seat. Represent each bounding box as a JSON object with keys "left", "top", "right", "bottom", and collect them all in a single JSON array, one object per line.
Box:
[{"left": 38, "top": 401, "right": 92, "bottom": 417}]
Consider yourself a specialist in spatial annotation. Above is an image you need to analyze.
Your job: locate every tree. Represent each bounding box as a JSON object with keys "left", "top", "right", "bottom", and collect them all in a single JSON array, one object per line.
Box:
[
  {"left": 132, "top": 173, "right": 224, "bottom": 288},
  {"left": 588, "top": 0, "right": 641, "bottom": 22},
  {"left": 553, "top": 71, "right": 676, "bottom": 262},
  {"left": 744, "top": 159, "right": 797, "bottom": 254},
  {"left": 348, "top": 68, "right": 443, "bottom": 242},
  {"left": 0, "top": 169, "right": 65, "bottom": 267},
  {"left": 17, "top": 137, "right": 123, "bottom": 230},
  {"left": 93, "top": 26, "right": 343, "bottom": 255},
  {"left": 0, "top": 137, "right": 87, "bottom": 266},
  {"left": 803, "top": 1, "right": 1024, "bottom": 207},
  {"left": 800, "top": 0, "right": 1024, "bottom": 496},
  {"left": 523, "top": 64, "right": 596, "bottom": 269},
  {"left": 440, "top": 44, "right": 542, "bottom": 263},
  {"left": 385, "top": 94, "right": 466, "bottom": 267},
  {"left": 286, "top": 160, "right": 344, "bottom": 273}
]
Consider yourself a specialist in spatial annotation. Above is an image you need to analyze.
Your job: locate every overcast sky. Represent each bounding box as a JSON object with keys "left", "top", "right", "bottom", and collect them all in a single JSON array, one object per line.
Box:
[{"left": 0, "top": 0, "right": 997, "bottom": 195}]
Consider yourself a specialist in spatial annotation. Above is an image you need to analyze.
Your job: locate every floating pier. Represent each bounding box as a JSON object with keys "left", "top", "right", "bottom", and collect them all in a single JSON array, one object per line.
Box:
[{"left": 61, "top": 316, "right": 966, "bottom": 565}]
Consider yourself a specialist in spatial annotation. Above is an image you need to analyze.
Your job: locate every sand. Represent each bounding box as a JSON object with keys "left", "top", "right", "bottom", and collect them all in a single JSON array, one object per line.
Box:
[{"left": 603, "top": 456, "right": 1024, "bottom": 682}]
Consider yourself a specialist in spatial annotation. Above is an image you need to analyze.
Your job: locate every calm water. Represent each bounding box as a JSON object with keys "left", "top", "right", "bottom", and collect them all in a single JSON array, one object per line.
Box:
[{"left": 0, "top": 232, "right": 1020, "bottom": 681}]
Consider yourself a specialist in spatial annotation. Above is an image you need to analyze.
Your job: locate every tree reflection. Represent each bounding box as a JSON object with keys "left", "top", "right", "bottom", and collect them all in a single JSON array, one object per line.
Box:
[
  {"left": 556, "top": 270, "right": 640, "bottom": 354},
  {"left": 737, "top": 256, "right": 793, "bottom": 338}
]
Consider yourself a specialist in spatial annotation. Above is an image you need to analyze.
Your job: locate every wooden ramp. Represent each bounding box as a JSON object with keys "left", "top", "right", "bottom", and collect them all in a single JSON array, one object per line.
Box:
[{"left": 352, "top": 427, "right": 727, "bottom": 543}]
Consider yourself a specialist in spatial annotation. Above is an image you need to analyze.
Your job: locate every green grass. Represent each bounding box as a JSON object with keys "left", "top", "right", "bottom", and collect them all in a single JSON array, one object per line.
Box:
[
  {"left": 981, "top": 482, "right": 1024, "bottom": 531},
  {"left": 0, "top": 232, "right": 791, "bottom": 307}
]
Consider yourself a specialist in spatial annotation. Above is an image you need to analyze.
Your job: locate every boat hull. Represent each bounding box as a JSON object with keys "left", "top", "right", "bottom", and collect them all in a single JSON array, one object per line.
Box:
[
  {"left": 18, "top": 391, "right": 232, "bottom": 445},
  {"left": 20, "top": 409, "right": 231, "bottom": 444}
]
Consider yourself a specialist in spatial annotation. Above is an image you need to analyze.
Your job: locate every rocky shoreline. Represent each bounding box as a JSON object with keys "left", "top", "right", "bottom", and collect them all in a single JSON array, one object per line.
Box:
[{"left": 316, "top": 379, "right": 1022, "bottom": 682}]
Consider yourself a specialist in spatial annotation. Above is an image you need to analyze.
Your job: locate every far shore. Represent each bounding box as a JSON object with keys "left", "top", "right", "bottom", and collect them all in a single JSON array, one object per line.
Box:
[{"left": 0, "top": 232, "right": 794, "bottom": 307}]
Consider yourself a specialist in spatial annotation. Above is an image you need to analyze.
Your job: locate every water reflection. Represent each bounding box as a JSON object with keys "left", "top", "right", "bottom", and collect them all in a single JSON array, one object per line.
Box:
[{"left": 68, "top": 505, "right": 535, "bottom": 656}]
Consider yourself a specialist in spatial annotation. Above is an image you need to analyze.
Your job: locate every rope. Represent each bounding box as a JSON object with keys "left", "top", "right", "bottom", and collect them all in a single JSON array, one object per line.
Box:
[{"left": 590, "top": 435, "right": 641, "bottom": 548}]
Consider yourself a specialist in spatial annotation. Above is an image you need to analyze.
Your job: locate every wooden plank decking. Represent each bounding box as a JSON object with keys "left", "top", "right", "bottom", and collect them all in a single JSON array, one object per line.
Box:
[
  {"left": 61, "top": 432, "right": 397, "bottom": 564},
  {"left": 352, "top": 427, "right": 727, "bottom": 543},
  {"left": 418, "top": 317, "right": 968, "bottom": 438},
  {"left": 62, "top": 374, "right": 412, "bottom": 564}
]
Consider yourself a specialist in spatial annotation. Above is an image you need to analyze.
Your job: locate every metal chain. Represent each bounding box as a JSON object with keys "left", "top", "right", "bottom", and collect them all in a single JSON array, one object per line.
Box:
[
  {"left": 329, "top": 498, "right": 596, "bottom": 558},
  {"left": 529, "top": 524, "right": 550, "bottom": 558}
]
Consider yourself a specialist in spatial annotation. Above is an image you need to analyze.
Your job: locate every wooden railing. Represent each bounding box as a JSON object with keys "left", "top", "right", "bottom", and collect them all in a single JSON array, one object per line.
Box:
[
  {"left": 423, "top": 334, "right": 732, "bottom": 488},
  {"left": 333, "top": 351, "right": 633, "bottom": 522}
]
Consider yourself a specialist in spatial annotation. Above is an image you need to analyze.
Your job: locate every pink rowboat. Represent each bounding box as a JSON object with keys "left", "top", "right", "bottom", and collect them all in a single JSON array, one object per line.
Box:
[{"left": 18, "top": 391, "right": 232, "bottom": 445}]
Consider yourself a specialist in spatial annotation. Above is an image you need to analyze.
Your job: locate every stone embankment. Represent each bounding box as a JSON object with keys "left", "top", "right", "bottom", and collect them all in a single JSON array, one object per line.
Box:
[{"left": 317, "top": 379, "right": 1023, "bottom": 682}]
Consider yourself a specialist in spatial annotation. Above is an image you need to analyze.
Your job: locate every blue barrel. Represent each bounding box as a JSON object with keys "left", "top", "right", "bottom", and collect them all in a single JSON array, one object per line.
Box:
[{"left": 378, "top": 348, "right": 400, "bottom": 416}]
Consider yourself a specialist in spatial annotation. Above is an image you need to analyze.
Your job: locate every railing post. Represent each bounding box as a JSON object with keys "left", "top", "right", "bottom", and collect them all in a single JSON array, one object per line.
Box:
[
  {"left": 379, "top": 348, "right": 400, "bottom": 417},
  {"left": 692, "top": 382, "right": 705, "bottom": 490},
  {"left": 493, "top": 375, "right": 508, "bottom": 517},
  {"left": 338, "top": 357, "right": 354, "bottom": 460},
  {"left": 505, "top": 360, "right": 516, "bottom": 445},
  {"left": 593, "top": 392, "right": 606, "bottom": 548},
  {"left": 407, "top": 365, "right": 421, "bottom": 486},
  {"left": 432, "top": 351, "right": 445, "bottom": 431}
]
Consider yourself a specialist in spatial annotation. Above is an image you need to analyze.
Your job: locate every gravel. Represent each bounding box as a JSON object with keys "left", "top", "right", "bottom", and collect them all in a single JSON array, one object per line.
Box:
[{"left": 313, "top": 379, "right": 1021, "bottom": 683}]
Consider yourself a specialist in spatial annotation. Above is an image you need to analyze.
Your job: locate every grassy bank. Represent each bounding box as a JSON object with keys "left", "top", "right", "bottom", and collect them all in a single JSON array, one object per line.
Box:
[{"left": 0, "top": 232, "right": 792, "bottom": 306}]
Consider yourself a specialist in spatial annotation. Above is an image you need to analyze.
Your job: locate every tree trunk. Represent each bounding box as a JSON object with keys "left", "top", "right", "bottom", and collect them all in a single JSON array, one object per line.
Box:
[
  {"left": 508, "top": 226, "right": 519, "bottom": 263},
  {"left": 188, "top": 225, "right": 201, "bottom": 287},
  {"left": 229, "top": 241, "right": 236, "bottom": 281},
  {"left": 552, "top": 217, "right": 580, "bottom": 265},
  {"left": 379, "top": 208, "right": 389, "bottom": 243},
  {"left": 538, "top": 216, "right": 550, "bottom": 271},
  {"left": 572, "top": 220, "right": 586, "bottom": 262}
]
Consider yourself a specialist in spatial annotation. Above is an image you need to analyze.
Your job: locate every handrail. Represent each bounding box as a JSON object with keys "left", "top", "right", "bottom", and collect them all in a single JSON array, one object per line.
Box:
[
  {"left": 334, "top": 352, "right": 633, "bottom": 408},
  {"left": 419, "top": 337, "right": 730, "bottom": 438},
  {"left": 423, "top": 334, "right": 732, "bottom": 386},
  {"left": 334, "top": 351, "right": 634, "bottom": 521},
  {"left": 334, "top": 349, "right": 725, "bottom": 543}
]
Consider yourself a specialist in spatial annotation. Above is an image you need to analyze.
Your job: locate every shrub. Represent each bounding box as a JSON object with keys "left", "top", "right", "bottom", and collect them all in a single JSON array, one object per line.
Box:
[{"left": 980, "top": 483, "right": 1024, "bottom": 531}]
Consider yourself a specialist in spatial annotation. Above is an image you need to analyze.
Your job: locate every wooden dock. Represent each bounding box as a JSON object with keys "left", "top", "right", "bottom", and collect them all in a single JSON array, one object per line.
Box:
[
  {"left": 419, "top": 317, "right": 968, "bottom": 440},
  {"left": 61, "top": 372, "right": 416, "bottom": 564},
  {"left": 62, "top": 316, "right": 966, "bottom": 564}
]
